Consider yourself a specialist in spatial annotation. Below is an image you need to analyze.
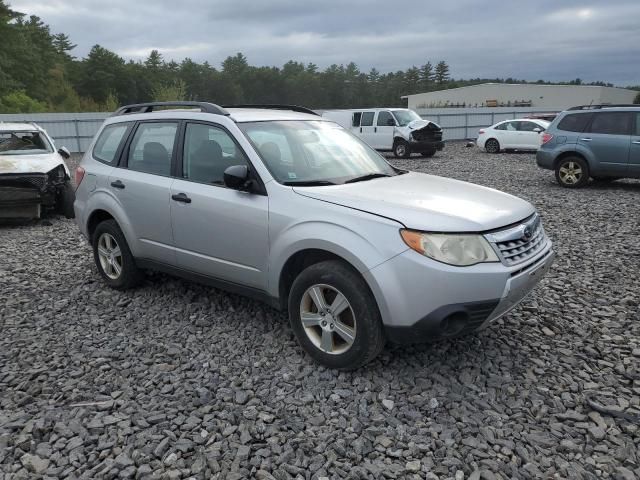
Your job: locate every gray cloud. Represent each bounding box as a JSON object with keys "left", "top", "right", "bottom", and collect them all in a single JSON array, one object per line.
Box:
[{"left": 9, "top": 0, "right": 640, "bottom": 85}]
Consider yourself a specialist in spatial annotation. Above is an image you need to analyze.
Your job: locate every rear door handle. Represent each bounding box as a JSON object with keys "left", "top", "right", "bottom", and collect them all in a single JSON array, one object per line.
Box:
[
  {"left": 632, "top": 140, "right": 640, "bottom": 145},
  {"left": 580, "top": 137, "right": 592, "bottom": 142},
  {"left": 171, "top": 193, "right": 191, "bottom": 204},
  {"left": 110, "top": 180, "right": 125, "bottom": 189}
]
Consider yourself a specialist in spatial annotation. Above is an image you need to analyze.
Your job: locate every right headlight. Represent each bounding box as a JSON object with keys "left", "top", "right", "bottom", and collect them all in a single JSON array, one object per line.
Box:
[{"left": 400, "top": 229, "right": 499, "bottom": 266}]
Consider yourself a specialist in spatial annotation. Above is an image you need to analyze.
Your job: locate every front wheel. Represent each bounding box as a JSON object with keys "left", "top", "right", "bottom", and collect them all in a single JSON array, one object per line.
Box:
[
  {"left": 288, "top": 260, "right": 385, "bottom": 370},
  {"left": 393, "top": 140, "right": 411, "bottom": 158},
  {"left": 555, "top": 156, "right": 589, "bottom": 188},
  {"left": 57, "top": 181, "right": 76, "bottom": 218}
]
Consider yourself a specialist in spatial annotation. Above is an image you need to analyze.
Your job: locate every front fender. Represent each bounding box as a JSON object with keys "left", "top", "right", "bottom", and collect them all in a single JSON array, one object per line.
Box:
[{"left": 267, "top": 216, "right": 406, "bottom": 299}]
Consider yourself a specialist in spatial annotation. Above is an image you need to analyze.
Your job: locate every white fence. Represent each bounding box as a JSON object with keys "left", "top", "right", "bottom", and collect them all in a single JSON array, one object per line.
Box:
[{"left": 0, "top": 107, "right": 560, "bottom": 152}]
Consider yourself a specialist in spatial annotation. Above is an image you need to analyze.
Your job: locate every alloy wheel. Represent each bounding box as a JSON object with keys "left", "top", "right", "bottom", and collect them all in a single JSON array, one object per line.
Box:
[
  {"left": 97, "top": 232, "right": 123, "bottom": 280},
  {"left": 299, "top": 284, "right": 356, "bottom": 355},
  {"left": 559, "top": 161, "right": 583, "bottom": 185}
]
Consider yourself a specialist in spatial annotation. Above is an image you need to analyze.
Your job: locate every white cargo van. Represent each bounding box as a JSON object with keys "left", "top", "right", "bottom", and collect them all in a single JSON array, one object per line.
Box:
[{"left": 322, "top": 108, "right": 444, "bottom": 158}]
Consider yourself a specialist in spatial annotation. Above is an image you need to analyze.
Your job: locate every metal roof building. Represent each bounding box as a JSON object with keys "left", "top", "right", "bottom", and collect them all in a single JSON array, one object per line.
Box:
[{"left": 402, "top": 83, "right": 638, "bottom": 110}]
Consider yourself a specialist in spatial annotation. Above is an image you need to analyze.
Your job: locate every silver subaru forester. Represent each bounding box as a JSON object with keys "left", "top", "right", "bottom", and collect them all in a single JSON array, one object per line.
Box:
[{"left": 74, "top": 102, "right": 555, "bottom": 369}]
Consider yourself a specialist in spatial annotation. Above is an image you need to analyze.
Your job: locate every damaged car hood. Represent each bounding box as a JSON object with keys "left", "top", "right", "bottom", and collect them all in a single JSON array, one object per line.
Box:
[
  {"left": 0, "top": 153, "right": 67, "bottom": 175},
  {"left": 293, "top": 172, "right": 535, "bottom": 232}
]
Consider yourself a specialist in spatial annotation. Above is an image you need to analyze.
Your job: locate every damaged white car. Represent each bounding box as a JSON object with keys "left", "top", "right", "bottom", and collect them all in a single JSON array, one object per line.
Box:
[
  {"left": 0, "top": 122, "right": 75, "bottom": 219},
  {"left": 322, "top": 108, "right": 444, "bottom": 158}
]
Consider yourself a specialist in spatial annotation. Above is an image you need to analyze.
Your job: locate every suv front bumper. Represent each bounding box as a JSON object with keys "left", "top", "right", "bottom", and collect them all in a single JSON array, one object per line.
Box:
[
  {"left": 364, "top": 244, "right": 555, "bottom": 344},
  {"left": 410, "top": 140, "right": 445, "bottom": 152}
]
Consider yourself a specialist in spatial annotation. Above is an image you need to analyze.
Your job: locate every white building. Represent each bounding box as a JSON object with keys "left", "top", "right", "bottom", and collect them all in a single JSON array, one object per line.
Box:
[{"left": 402, "top": 83, "right": 638, "bottom": 111}]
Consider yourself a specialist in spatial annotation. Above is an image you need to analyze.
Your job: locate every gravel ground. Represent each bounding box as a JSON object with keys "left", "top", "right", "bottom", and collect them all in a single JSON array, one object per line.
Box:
[{"left": 1, "top": 144, "right": 639, "bottom": 480}]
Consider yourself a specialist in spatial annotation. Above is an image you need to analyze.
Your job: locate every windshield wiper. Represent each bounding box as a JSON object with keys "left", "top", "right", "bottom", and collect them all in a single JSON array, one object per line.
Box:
[
  {"left": 344, "top": 173, "right": 392, "bottom": 184},
  {"left": 283, "top": 180, "right": 337, "bottom": 186}
]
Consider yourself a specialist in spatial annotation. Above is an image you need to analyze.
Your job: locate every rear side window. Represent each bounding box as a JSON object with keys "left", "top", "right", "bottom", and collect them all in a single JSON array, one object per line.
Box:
[
  {"left": 519, "top": 121, "right": 543, "bottom": 132},
  {"left": 352, "top": 112, "right": 362, "bottom": 127},
  {"left": 636, "top": 113, "right": 640, "bottom": 136},
  {"left": 587, "top": 112, "right": 632, "bottom": 135},
  {"left": 360, "top": 112, "right": 375, "bottom": 126},
  {"left": 93, "top": 124, "right": 129, "bottom": 163},
  {"left": 127, "top": 122, "right": 177, "bottom": 176},
  {"left": 557, "top": 113, "right": 592, "bottom": 133},
  {"left": 377, "top": 111, "right": 395, "bottom": 126}
]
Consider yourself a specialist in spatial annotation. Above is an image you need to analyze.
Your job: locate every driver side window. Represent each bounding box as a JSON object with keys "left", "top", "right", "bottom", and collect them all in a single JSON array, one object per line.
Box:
[{"left": 182, "top": 123, "right": 248, "bottom": 185}]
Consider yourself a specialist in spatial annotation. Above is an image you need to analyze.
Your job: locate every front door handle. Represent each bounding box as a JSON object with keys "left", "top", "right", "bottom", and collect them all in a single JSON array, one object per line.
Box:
[
  {"left": 110, "top": 180, "right": 125, "bottom": 189},
  {"left": 171, "top": 193, "right": 191, "bottom": 204},
  {"left": 579, "top": 137, "right": 592, "bottom": 142},
  {"left": 374, "top": 127, "right": 377, "bottom": 133}
]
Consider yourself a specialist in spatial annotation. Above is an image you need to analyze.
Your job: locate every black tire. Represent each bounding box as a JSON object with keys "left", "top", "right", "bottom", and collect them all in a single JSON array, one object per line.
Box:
[
  {"left": 420, "top": 149, "right": 436, "bottom": 158},
  {"left": 484, "top": 138, "right": 500, "bottom": 154},
  {"left": 393, "top": 139, "right": 411, "bottom": 158},
  {"left": 92, "top": 219, "right": 143, "bottom": 290},
  {"left": 555, "top": 156, "right": 589, "bottom": 188},
  {"left": 57, "top": 181, "right": 75, "bottom": 218},
  {"left": 288, "top": 260, "right": 385, "bottom": 370}
]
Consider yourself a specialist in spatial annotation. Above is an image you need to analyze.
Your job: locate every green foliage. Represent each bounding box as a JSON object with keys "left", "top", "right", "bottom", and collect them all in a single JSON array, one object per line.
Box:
[
  {"left": 634, "top": 92, "right": 640, "bottom": 104},
  {"left": 0, "top": 91, "right": 47, "bottom": 113},
  {"left": 152, "top": 80, "right": 187, "bottom": 102},
  {"left": 0, "top": 0, "right": 629, "bottom": 113}
]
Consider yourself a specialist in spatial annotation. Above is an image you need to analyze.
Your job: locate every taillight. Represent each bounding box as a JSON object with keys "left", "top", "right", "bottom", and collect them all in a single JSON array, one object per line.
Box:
[
  {"left": 75, "top": 166, "right": 86, "bottom": 188},
  {"left": 478, "top": 129, "right": 485, "bottom": 134},
  {"left": 541, "top": 133, "right": 553, "bottom": 145}
]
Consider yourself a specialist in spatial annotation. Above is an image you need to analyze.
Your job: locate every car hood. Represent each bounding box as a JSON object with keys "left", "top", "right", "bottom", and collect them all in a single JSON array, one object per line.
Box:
[
  {"left": 0, "top": 152, "right": 65, "bottom": 175},
  {"left": 293, "top": 172, "right": 535, "bottom": 232}
]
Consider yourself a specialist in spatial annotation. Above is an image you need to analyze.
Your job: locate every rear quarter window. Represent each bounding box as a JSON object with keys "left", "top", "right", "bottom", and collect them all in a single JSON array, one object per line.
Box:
[
  {"left": 556, "top": 113, "right": 592, "bottom": 133},
  {"left": 93, "top": 123, "right": 130, "bottom": 164}
]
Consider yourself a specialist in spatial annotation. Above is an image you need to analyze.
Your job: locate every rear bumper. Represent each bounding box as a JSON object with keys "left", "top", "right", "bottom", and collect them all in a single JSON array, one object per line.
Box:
[
  {"left": 536, "top": 149, "right": 555, "bottom": 170},
  {"left": 409, "top": 140, "right": 445, "bottom": 151}
]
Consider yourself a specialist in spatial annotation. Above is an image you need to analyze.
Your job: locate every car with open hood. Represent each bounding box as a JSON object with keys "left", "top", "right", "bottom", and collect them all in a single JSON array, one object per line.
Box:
[
  {"left": 74, "top": 102, "right": 554, "bottom": 369},
  {"left": 0, "top": 122, "right": 75, "bottom": 219},
  {"left": 322, "top": 108, "right": 444, "bottom": 158}
]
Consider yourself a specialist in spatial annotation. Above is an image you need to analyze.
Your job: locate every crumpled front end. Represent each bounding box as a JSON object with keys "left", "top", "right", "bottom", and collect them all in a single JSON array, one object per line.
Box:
[
  {"left": 396, "top": 121, "right": 445, "bottom": 152},
  {"left": 0, "top": 166, "right": 67, "bottom": 219}
]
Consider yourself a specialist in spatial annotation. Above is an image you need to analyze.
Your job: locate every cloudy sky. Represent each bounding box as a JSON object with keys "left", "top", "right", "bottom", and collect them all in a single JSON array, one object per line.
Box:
[{"left": 10, "top": 0, "right": 640, "bottom": 86}]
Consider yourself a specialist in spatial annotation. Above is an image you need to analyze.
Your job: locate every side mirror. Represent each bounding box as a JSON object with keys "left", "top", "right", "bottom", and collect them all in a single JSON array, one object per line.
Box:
[
  {"left": 532, "top": 128, "right": 542, "bottom": 133},
  {"left": 386, "top": 118, "right": 396, "bottom": 126},
  {"left": 58, "top": 146, "right": 71, "bottom": 159},
  {"left": 224, "top": 165, "right": 250, "bottom": 190}
]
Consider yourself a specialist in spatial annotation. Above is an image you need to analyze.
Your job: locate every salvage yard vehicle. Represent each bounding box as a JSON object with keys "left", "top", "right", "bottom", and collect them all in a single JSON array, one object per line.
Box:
[
  {"left": 322, "top": 108, "right": 444, "bottom": 158},
  {"left": 477, "top": 118, "right": 550, "bottom": 153},
  {"left": 537, "top": 105, "right": 640, "bottom": 188},
  {"left": 74, "top": 102, "right": 555, "bottom": 369},
  {"left": 0, "top": 122, "right": 75, "bottom": 219}
]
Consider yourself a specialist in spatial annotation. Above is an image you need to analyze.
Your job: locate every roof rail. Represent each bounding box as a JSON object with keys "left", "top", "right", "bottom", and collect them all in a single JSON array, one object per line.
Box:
[
  {"left": 567, "top": 104, "right": 638, "bottom": 110},
  {"left": 112, "top": 101, "right": 230, "bottom": 117},
  {"left": 223, "top": 104, "right": 319, "bottom": 116}
]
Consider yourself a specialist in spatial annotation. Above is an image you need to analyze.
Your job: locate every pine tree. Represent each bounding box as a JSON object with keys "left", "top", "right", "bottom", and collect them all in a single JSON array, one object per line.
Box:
[{"left": 434, "top": 61, "right": 450, "bottom": 85}]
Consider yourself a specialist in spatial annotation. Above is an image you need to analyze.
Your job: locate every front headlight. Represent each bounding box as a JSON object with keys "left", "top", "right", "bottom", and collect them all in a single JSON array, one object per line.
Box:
[
  {"left": 48, "top": 164, "right": 66, "bottom": 182},
  {"left": 400, "top": 229, "right": 499, "bottom": 266}
]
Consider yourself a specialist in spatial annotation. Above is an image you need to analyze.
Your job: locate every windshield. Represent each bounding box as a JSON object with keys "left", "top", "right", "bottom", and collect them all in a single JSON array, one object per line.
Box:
[
  {"left": 0, "top": 131, "right": 53, "bottom": 155},
  {"left": 392, "top": 110, "right": 422, "bottom": 127},
  {"left": 238, "top": 120, "right": 398, "bottom": 185}
]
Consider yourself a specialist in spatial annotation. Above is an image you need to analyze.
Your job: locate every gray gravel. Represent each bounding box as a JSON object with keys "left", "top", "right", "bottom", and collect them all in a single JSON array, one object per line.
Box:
[{"left": 1, "top": 144, "right": 639, "bottom": 480}]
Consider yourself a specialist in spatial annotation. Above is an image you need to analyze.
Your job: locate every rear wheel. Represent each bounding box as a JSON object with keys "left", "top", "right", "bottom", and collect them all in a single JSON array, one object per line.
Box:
[
  {"left": 288, "top": 260, "right": 385, "bottom": 370},
  {"left": 484, "top": 138, "right": 500, "bottom": 153},
  {"left": 92, "top": 219, "right": 143, "bottom": 289},
  {"left": 393, "top": 140, "right": 411, "bottom": 158},
  {"left": 555, "top": 156, "right": 589, "bottom": 188}
]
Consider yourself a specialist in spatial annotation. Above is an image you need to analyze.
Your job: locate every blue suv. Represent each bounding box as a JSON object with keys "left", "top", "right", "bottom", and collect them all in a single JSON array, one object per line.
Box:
[{"left": 536, "top": 105, "right": 640, "bottom": 188}]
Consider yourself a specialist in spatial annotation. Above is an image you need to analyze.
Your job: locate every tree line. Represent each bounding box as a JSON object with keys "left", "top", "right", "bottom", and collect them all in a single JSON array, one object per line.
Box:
[{"left": 1, "top": 1, "right": 638, "bottom": 114}]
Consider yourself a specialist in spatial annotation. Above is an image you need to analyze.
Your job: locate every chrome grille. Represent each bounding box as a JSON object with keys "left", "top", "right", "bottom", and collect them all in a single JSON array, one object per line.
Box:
[{"left": 485, "top": 215, "right": 549, "bottom": 266}]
